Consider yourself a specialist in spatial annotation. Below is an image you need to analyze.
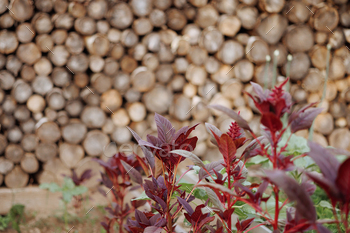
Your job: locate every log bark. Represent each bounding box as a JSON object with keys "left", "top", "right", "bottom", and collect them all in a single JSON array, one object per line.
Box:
[
  {"left": 283, "top": 52, "right": 310, "bottom": 81},
  {"left": 127, "top": 102, "right": 147, "bottom": 122},
  {"left": 37, "top": 121, "right": 61, "bottom": 143},
  {"left": 256, "top": 14, "right": 288, "bottom": 44},
  {"left": 167, "top": 9, "right": 187, "bottom": 30},
  {"left": 284, "top": 25, "right": 314, "bottom": 53},
  {"left": 284, "top": 1, "right": 309, "bottom": 23},
  {"left": 21, "top": 134, "right": 38, "bottom": 152},
  {"left": 68, "top": 2, "right": 86, "bottom": 18},
  {"left": 329, "top": 128, "right": 350, "bottom": 150},
  {"left": 111, "top": 127, "right": 132, "bottom": 145},
  {"left": 61, "top": 120, "right": 87, "bottom": 144},
  {"left": 313, "top": 7, "right": 339, "bottom": 32},
  {"left": 150, "top": 9, "right": 166, "bottom": 27},
  {"left": 143, "top": 86, "right": 173, "bottom": 114},
  {"left": 85, "top": 34, "right": 110, "bottom": 56},
  {"left": 121, "top": 56, "right": 138, "bottom": 73},
  {"left": 0, "top": 134, "right": 8, "bottom": 155},
  {"left": 330, "top": 100, "right": 346, "bottom": 118},
  {"left": 87, "top": 0, "right": 107, "bottom": 19},
  {"left": 234, "top": 59, "right": 254, "bottom": 82},
  {"left": 20, "top": 119, "right": 35, "bottom": 134},
  {"left": 74, "top": 17, "right": 96, "bottom": 36},
  {"left": 125, "top": 88, "right": 141, "bottom": 103},
  {"left": 0, "top": 71, "right": 15, "bottom": 90},
  {"left": 32, "top": 75, "right": 53, "bottom": 95},
  {"left": 0, "top": 30, "right": 18, "bottom": 54},
  {"left": 10, "top": 0, "right": 34, "bottom": 22},
  {"left": 5, "top": 166, "right": 29, "bottom": 188},
  {"left": 51, "top": 29, "right": 67, "bottom": 44},
  {"left": 81, "top": 106, "right": 106, "bottom": 128},
  {"left": 48, "top": 45, "right": 69, "bottom": 66},
  {"left": 32, "top": 13, "right": 53, "bottom": 34},
  {"left": 7, "top": 126, "right": 23, "bottom": 143},
  {"left": 237, "top": 5, "right": 258, "bottom": 30},
  {"left": 35, "top": 142, "right": 58, "bottom": 162},
  {"left": 133, "top": 18, "right": 153, "bottom": 36},
  {"left": 27, "top": 95, "right": 46, "bottom": 113},
  {"left": 131, "top": 67, "right": 156, "bottom": 92},
  {"left": 42, "top": 158, "right": 72, "bottom": 185},
  {"left": 59, "top": 143, "right": 84, "bottom": 168},
  {"left": 216, "top": 40, "right": 244, "bottom": 64},
  {"left": 329, "top": 56, "right": 346, "bottom": 80},
  {"left": 65, "top": 32, "right": 84, "bottom": 55},
  {"left": 0, "top": 157, "right": 13, "bottom": 175},
  {"left": 83, "top": 130, "right": 109, "bottom": 156},
  {"left": 110, "top": 107, "right": 130, "bottom": 128},
  {"left": 67, "top": 54, "right": 89, "bottom": 73},
  {"left": 20, "top": 153, "right": 39, "bottom": 174},
  {"left": 302, "top": 68, "right": 324, "bottom": 92},
  {"left": 107, "top": 3, "right": 133, "bottom": 29},
  {"left": 142, "top": 53, "right": 159, "bottom": 71},
  {"left": 195, "top": 5, "right": 218, "bottom": 28},
  {"left": 5, "top": 144, "right": 24, "bottom": 163},
  {"left": 16, "top": 23, "right": 35, "bottom": 43},
  {"left": 246, "top": 37, "right": 269, "bottom": 64},
  {"left": 314, "top": 113, "right": 334, "bottom": 135},
  {"left": 34, "top": 58, "right": 52, "bottom": 76},
  {"left": 186, "top": 64, "right": 207, "bottom": 86}
]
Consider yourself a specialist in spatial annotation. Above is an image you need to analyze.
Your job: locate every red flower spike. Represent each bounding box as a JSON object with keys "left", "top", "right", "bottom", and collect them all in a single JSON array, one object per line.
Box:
[{"left": 228, "top": 121, "right": 242, "bottom": 140}]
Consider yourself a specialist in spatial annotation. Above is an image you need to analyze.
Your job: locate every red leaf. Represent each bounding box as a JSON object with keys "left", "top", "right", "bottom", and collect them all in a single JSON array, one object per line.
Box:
[
  {"left": 290, "top": 107, "right": 322, "bottom": 133},
  {"left": 213, "top": 133, "right": 237, "bottom": 164},
  {"left": 308, "top": 141, "right": 340, "bottom": 182},
  {"left": 306, "top": 172, "right": 339, "bottom": 203},
  {"left": 121, "top": 160, "right": 143, "bottom": 185},
  {"left": 177, "top": 137, "right": 198, "bottom": 152},
  {"left": 261, "top": 112, "right": 283, "bottom": 132},
  {"left": 174, "top": 123, "right": 199, "bottom": 145},
  {"left": 197, "top": 216, "right": 215, "bottom": 230},
  {"left": 177, "top": 197, "right": 194, "bottom": 215},
  {"left": 336, "top": 158, "right": 350, "bottom": 201},
  {"left": 154, "top": 113, "right": 175, "bottom": 143},
  {"left": 240, "top": 217, "right": 255, "bottom": 230},
  {"left": 274, "top": 99, "right": 286, "bottom": 118}
]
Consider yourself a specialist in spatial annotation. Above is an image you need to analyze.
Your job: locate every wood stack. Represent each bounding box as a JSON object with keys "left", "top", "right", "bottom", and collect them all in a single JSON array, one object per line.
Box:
[{"left": 0, "top": 0, "right": 350, "bottom": 189}]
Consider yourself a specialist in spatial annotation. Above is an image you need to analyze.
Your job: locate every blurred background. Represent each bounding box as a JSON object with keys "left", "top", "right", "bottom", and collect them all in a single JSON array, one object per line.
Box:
[{"left": 0, "top": 0, "right": 350, "bottom": 227}]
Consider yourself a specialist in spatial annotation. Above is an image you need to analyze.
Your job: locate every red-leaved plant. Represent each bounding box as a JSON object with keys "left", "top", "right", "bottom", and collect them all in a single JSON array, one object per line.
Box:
[{"left": 98, "top": 79, "right": 350, "bottom": 233}]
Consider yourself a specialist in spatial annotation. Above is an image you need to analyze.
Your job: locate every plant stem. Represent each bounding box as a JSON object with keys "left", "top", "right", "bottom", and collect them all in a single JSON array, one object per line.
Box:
[
  {"left": 264, "top": 55, "right": 271, "bottom": 89},
  {"left": 282, "top": 55, "right": 293, "bottom": 126},
  {"left": 272, "top": 50, "right": 279, "bottom": 87},
  {"left": 309, "top": 44, "right": 331, "bottom": 141},
  {"left": 285, "top": 54, "right": 292, "bottom": 92},
  {"left": 274, "top": 187, "right": 280, "bottom": 230},
  {"left": 63, "top": 202, "right": 68, "bottom": 230}
]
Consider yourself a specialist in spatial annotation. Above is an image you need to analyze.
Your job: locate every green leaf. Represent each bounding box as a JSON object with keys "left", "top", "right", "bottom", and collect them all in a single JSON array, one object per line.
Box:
[
  {"left": 319, "top": 200, "right": 333, "bottom": 209},
  {"left": 39, "top": 183, "right": 61, "bottom": 192},
  {"left": 131, "top": 191, "right": 151, "bottom": 201},
  {"left": 62, "top": 192, "right": 73, "bottom": 203},
  {"left": 62, "top": 177, "right": 75, "bottom": 190},
  {"left": 71, "top": 186, "right": 88, "bottom": 196},
  {"left": 280, "top": 133, "right": 309, "bottom": 156},
  {"left": 193, "top": 188, "right": 208, "bottom": 200},
  {"left": 293, "top": 156, "right": 315, "bottom": 169},
  {"left": 246, "top": 155, "right": 269, "bottom": 165},
  {"left": 264, "top": 197, "right": 287, "bottom": 219}
]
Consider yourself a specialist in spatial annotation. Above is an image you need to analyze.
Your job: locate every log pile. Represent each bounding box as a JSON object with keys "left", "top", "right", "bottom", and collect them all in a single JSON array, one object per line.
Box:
[{"left": 1, "top": 0, "right": 350, "bottom": 189}]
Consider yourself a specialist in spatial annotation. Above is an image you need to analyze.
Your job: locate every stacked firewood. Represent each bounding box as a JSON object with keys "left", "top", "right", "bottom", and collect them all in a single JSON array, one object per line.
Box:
[{"left": 0, "top": 0, "right": 350, "bottom": 189}]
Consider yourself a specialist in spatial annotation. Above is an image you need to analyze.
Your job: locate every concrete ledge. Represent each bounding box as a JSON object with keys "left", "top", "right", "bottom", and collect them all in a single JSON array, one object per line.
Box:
[{"left": 0, "top": 186, "right": 108, "bottom": 215}]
